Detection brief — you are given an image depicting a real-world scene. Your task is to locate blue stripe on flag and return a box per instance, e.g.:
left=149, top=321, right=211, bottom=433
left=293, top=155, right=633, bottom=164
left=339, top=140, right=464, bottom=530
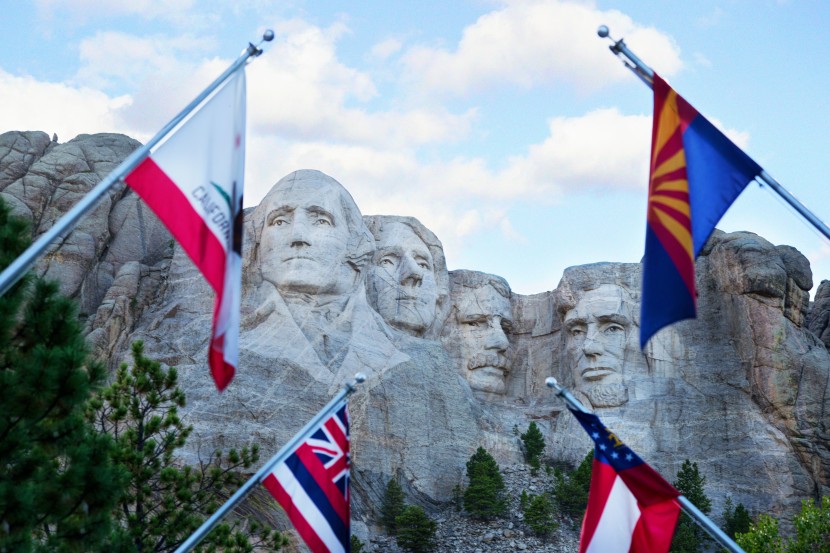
left=284, top=452, right=348, bottom=541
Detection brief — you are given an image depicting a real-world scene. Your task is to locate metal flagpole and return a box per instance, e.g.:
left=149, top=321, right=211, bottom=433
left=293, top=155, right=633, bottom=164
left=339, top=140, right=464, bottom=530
left=545, top=377, right=745, bottom=553
left=0, top=30, right=276, bottom=299
left=174, top=373, right=366, bottom=553
left=597, top=24, right=830, bottom=244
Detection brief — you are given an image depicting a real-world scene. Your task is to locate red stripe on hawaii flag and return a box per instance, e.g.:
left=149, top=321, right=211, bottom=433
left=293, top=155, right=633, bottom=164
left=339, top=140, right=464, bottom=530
left=262, top=402, right=350, bottom=553
left=125, top=68, right=246, bottom=391
left=569, top=408, right=680, bottom=553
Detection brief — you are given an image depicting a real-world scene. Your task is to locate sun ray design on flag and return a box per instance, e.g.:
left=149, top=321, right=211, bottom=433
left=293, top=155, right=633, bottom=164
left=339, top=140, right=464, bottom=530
left=647, top=89, right=695, bottom=296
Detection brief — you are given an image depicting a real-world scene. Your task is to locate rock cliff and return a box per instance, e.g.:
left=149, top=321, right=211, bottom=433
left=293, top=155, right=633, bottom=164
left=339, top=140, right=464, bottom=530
left=2, top=130, right=829, bottom=542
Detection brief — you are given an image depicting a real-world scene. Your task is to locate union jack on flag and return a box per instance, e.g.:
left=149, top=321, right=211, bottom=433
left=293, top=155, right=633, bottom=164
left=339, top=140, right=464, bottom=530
left=262, top=402, right=350, bottom=553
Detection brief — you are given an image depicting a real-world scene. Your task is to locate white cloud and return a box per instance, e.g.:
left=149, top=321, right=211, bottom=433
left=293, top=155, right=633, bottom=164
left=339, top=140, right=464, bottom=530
left=500, top=107, right=651, bottom=197
left=0, top=69, right=131, bottom=140
left=371, top=38, right=403, bottom=60
left=246, top=19, right=475, bottom=147
left=400, top=0, right=682, bottom=97
left=75, top=31, right=211, bottom=91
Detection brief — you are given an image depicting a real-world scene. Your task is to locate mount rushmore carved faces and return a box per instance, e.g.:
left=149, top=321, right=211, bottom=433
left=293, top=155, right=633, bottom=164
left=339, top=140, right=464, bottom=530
left=252, top=170, right=380, bottom=370
left=258, top=170, right=373, bottom=298
left=444, top=270, right=513, bottom=394
left=562, top=283, right=638, bottom=408
left=365, top=216, right=449, bottom=338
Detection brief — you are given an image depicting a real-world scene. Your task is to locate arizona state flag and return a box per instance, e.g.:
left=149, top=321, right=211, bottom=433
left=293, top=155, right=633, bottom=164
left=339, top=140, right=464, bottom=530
left=641, top=73, right=761, bottom=347
left=124, top=69, right=246, bottom=391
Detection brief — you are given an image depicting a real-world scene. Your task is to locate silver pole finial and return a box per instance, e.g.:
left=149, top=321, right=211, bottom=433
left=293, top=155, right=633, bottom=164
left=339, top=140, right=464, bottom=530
left=597, top=25, right=610, bottom=39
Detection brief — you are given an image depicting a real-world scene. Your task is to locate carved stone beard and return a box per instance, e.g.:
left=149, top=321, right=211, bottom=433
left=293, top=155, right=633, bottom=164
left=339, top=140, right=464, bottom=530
left=584, top=381, right=629, bottom=408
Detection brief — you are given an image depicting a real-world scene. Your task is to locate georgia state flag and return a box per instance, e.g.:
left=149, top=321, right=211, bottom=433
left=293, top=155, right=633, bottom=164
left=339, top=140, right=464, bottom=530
left=570, top=408, right=681, bottom=553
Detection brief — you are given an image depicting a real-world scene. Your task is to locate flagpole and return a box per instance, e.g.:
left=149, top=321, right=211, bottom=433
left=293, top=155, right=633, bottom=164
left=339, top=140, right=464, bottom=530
left=597, top=24, right=830, bottom=244
left=545, top=377, right=745, bottom=553
left=0, top=30, right=275, bottom=299
left=174, top=373, right=366, bottom=553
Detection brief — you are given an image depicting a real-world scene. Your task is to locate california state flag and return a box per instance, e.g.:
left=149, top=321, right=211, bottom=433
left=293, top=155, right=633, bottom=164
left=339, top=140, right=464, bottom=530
left=124, top=69, right=246, bottom=391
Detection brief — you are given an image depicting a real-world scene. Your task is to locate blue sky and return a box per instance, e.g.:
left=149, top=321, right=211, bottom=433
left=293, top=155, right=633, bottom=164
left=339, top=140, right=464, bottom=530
left=2, top=0, right=829, bottom=295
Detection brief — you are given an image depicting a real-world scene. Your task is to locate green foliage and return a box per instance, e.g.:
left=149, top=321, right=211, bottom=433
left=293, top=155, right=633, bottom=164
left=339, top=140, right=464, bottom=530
left=520, top=421, right=545, bottom=468
left=463, top=447, right=507, bottom=520
left=789, top=496, right=830, bottom=552
left=722, top=496, right=752, bottom=539
left=670, top=460, right=712, bottom=553
left=350, top=534, right=366, bottom=553
left=451, top=484, right=463, bottom=513
left=735, top=513, right=784, bottom=553
left=89, top=341, right=287, bottom=552
left=553, top=450, right=593, bottom=519
left=0, top=197, right=125, bottom=552
left=520, top=490, right=530, bottom=511
left=380, top=478, right=406, bottom=534
left=522, top=493, right=558, bottom=538
left=395, top=505, right=437, bottom=553
left=737, top=497, right=830, bottom=552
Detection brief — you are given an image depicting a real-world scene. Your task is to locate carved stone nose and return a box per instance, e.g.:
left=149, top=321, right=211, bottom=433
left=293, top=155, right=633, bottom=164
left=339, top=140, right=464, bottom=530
left=399, top=256, right=423, bottom=286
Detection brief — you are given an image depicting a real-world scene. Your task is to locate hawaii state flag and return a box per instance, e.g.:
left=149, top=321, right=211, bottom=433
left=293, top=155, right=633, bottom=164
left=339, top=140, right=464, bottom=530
left=124, top=68, right=246, bottom=391
left=263, top=402, right=350, bottom=553
left=641, top=73, right=762, bottom=347
left=570, top=408, right=681, bottom=553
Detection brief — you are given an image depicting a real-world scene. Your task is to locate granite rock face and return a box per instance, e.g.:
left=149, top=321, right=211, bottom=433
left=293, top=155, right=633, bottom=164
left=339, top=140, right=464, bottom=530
left=3, top=131, right=830, bottom=539
left=0, top=130, right=171, bottom=336
left=808, top=279, right=830, bottom=349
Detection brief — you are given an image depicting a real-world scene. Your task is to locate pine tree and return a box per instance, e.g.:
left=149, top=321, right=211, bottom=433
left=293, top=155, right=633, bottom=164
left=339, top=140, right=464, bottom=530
left=395, top=505, right=437, bottom=553
left=520, top=421, right=545, bottom=470
left=0, top=197, right=125, bottom=552
left=553, top=450, right=593, bottom=519
left=463, top=447, right=506, bottom=520
left=722, top=496, right=752, bottom=539
left=671, top=460, right=712, bottom=553
left=89, top=341, right=287, bottom=551
left=380, top=478, right=406, bottom=534
left=522, top=493, right=558, bottom=538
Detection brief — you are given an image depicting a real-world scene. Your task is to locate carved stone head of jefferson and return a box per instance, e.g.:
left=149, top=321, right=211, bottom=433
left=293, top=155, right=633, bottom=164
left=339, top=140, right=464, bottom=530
left=364, top=216, right=449, bottom=338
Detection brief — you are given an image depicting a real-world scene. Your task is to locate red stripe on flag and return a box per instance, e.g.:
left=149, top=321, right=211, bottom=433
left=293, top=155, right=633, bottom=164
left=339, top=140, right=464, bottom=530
left=579, top=459, right=618, bottom=553
left=647, top=219, right=696, bottom=296
left=295, top=445, right=349, bottom=524
left=208, top=305, right=234, bottom=391
left=125, top=157, right=226, bottom=293
left=263, top=473, right=332, bottom=553
left=629, top=498, right=681, bottom=552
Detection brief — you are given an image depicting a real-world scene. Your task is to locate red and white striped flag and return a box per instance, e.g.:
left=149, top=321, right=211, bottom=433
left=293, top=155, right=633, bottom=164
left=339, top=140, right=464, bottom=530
left=569, top=408, right=681, bottom=553
left=124, top=68, right=246, bottom=391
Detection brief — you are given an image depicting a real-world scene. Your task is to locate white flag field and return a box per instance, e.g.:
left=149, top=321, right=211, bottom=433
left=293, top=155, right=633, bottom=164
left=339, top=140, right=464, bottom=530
left=124, top=68, right=246, bottom=391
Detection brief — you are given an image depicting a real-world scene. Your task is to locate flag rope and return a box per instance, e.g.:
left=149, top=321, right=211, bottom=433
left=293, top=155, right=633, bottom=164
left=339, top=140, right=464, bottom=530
left=597, top=24, right=830, bottom=245
left=545, top=377, right=745, bottom=553
left=174, top=373, right=365, bottom=553
left=0, top=30, right=275, bottom=298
